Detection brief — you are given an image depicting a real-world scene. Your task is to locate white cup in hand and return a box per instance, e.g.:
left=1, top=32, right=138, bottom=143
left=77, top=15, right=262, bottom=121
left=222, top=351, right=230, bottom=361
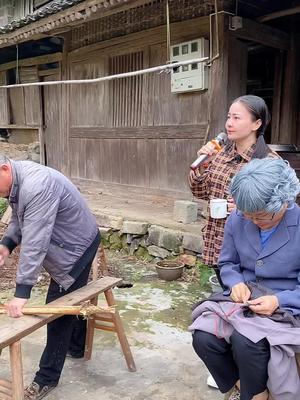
left=210, top=199, right=228, bottom=219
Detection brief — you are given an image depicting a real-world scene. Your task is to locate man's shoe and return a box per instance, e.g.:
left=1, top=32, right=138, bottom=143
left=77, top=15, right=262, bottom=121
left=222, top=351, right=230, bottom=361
left=24, top=382, right=56, bottom=400
left=66, top=351, right=84, bottom=359
left=224, top=386, right=240, bottom=400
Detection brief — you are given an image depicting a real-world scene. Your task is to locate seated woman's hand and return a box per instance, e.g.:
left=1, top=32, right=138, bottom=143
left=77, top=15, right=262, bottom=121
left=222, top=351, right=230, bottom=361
left=230, top=282, right=251, bottom=303
left=247, top=295, right=279, bottom=316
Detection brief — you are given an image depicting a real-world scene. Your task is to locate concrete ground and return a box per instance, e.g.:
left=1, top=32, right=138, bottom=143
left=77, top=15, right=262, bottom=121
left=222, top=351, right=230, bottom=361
left=76, top=180, right=207, bottom=234
left=0, top=253, right=223, bottom=400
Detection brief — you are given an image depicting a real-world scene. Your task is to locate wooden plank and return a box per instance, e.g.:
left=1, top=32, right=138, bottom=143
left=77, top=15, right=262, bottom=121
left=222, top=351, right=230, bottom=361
left=232, top=17, right=290, bottom=51
left=61, top=32, right=71, bottom=176
left=0, top=389, right=11, bottom=400
left=271, top=51, right=284, bottom=143
left=43, top=73, right=63, bottom=170
left=69, top=125, right=207, bottom=139
left=258, top=5, right=300, bottom=23
left=0, top=53, right=62, bottom=72
left=9, top=88, right=26, bottom=125
left=227, top=36, right=247, bottom=104
left=69, top=57, right=110, bottom=127
left=69, top=16, right=209, bottom=60
left=0, top=277, right=122, bottom=349
left=0, top=72, right=9, bottom=125
left=20, top=66, right=42, bottom=126
left=278, top=22, right=299, bottom=144
left=0, top=380, right=12, bottom=390
left=10, top=341, right=23, bottom=400
left=0, top=125, right=39, bottom=129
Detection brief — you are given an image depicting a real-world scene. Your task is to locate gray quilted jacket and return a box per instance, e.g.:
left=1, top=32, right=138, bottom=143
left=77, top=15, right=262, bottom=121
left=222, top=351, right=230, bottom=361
left=1, top=160, right=98, bottom=298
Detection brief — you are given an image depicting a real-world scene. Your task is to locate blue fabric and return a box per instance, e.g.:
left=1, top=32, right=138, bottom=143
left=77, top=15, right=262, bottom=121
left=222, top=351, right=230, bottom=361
left=218, top=204, right=300, bottom=314
left=259, top=226, right=277, bottom=248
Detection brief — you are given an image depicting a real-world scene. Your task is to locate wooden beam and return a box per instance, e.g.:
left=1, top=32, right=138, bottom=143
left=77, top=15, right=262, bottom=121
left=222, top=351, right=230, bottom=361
left=0, top=0, right=153, bottom=48
left=0, top=124, right=40, bottom=129
left=69, top=16, right=209, bottom=59
left=38, top=68, right=61, bottom=77
left=208, top=13, right=229, bottom=139
left=0, top=52, right=62, bottom=72
left=69, top=125, right=207, bottom=140
left=258, top=5, right=300, bottom=23
left=232, top=17, right=290, bottom=50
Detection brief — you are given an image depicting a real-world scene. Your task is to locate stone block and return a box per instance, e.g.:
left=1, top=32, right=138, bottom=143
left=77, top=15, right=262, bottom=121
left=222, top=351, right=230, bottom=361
left=173, top=200, right=198, bottom=224
left=122, top=220, right=149, bottom=235
left=182, top=233, right=203, bottom=254
left=148, top=225, right=183, bottom=252
left=159, top=230, right=182, bottom=252
left=95, top=214, right=123, bottom=230
left=148, top=245, right=170, bottom=259
left=148, top=225, right=161, bottom=246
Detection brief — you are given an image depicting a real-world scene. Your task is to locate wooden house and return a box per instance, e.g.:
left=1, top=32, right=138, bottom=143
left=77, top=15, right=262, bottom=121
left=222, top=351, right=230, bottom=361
left=0, top=0, right=299, bottom=197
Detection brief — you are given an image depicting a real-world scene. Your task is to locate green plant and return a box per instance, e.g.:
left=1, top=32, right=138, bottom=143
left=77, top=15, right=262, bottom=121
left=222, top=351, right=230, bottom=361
left=0, top=198, right=8, bottom=219
left=196, top=262, right=214, bottom=289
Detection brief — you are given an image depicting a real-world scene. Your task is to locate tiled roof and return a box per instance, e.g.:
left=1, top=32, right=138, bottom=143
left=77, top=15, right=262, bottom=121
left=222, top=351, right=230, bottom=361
left=0, top=0, right=84, bottom=34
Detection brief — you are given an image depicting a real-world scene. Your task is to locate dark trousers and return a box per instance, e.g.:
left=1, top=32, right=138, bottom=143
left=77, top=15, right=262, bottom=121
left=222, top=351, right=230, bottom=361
left=192, top=329, right=270, bottom=400
left=212, top=264, right=225, bottom=289
left=34, top=232, right=100, bottom=387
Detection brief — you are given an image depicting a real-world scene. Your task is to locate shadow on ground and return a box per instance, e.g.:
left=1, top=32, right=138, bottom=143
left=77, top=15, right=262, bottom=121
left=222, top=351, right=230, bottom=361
left=0, top=251, right=222, bottom=400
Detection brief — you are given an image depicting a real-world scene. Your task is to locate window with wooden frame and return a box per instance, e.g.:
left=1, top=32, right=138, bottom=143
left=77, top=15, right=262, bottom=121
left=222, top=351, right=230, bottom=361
left=109, top=51, right=144, bottom=127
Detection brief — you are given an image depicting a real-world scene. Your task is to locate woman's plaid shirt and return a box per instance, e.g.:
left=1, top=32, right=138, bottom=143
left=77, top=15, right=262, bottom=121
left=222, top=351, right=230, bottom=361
left=188, top=143, right=255, bottom=266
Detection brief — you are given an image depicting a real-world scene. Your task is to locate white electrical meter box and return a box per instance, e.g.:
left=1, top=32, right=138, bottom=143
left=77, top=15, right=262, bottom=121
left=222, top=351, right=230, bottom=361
left=170, top=38, right=209, bottom=93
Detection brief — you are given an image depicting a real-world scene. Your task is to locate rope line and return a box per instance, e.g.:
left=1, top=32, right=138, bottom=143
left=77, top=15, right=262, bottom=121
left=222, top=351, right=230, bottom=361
left=0, top=57, right=209, bottom=88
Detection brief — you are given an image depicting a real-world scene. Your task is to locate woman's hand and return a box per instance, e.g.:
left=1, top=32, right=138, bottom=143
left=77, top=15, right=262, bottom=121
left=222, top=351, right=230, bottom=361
left=227, top=197, right=236, bottom=213
left=231, top=282, right=251, bottom=303
left=247, top=296, right=279, bottom=316
left=196, top=142, right=219, bottom=164
left=197, top=141, right=218, bottom=157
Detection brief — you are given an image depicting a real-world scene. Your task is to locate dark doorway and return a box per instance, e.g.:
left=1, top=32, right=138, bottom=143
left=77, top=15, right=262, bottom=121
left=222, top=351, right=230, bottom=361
left=246, top=44, right=277, bottom=144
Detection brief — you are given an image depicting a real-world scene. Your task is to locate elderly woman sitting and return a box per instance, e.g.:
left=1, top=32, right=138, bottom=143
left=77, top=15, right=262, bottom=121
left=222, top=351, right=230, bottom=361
left=190, top=158, right=300, bottom=400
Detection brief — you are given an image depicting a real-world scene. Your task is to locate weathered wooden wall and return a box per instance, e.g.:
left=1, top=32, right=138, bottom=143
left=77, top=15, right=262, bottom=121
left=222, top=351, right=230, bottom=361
left=66, top=16, right=210, bottom=194
left=1, top=5, right=299, bottom=196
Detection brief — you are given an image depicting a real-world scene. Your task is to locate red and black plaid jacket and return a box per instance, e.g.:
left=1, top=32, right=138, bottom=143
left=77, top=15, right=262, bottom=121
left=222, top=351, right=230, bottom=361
left=188, top=143, right=256, bottom=266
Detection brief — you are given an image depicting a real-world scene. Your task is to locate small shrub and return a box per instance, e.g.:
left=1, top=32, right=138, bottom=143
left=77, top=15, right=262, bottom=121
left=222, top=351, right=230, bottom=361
left=0, top=198, right=8, bottom=218
left=196, top=262, right=214, bottom=289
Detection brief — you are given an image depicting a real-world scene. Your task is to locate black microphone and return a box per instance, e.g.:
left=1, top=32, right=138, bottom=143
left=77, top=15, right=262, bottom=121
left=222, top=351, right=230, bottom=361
left=190, top=132, right=228, bottom=171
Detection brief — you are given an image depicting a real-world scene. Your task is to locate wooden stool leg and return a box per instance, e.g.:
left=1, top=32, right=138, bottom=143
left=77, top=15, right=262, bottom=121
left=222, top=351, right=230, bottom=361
left=10, top=341, right=24, bottom=400
left=99, top=244, right=109, bottom=276
left=105, top=289, right=136, bottom=372
left=84, top=296, right=98, bottom=361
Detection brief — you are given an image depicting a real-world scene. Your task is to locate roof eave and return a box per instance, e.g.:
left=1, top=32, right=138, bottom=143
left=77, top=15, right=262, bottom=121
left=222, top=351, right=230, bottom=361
left=0, top=0, right=151, bottom=48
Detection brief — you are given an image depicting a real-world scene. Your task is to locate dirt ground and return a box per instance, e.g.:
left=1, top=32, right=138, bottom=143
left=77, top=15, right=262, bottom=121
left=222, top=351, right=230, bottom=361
left=0, top=223, right=20, bottom=290
left=0, top=248, right=221, bottom=400
left=0, top=142, right=29, bottom=160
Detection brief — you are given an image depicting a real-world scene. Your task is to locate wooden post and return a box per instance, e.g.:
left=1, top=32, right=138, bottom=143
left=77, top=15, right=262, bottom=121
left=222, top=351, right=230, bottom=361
left=207, top=13, right=230, bottom=139
left=61, top=32, right=71, bottom=176
left=104, top=289, right=136, bottom=372
left=9, top=341, right=24, bottom=400
left=84, top=295, right=98, bottom=361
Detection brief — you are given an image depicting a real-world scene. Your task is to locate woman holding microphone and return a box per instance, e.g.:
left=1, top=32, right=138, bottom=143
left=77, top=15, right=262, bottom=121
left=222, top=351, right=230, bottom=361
left=189, top=95, right=276, bottom=285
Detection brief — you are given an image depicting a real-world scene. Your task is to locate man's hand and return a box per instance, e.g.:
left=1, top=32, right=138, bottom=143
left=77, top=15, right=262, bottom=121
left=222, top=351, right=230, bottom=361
left=0, top=244, right=9, bottom=267
left=247, top=295, right=279, bottom=316
left=231, top=282, right=251, bottom=303
left=5, top=298, right=27, bottom=318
